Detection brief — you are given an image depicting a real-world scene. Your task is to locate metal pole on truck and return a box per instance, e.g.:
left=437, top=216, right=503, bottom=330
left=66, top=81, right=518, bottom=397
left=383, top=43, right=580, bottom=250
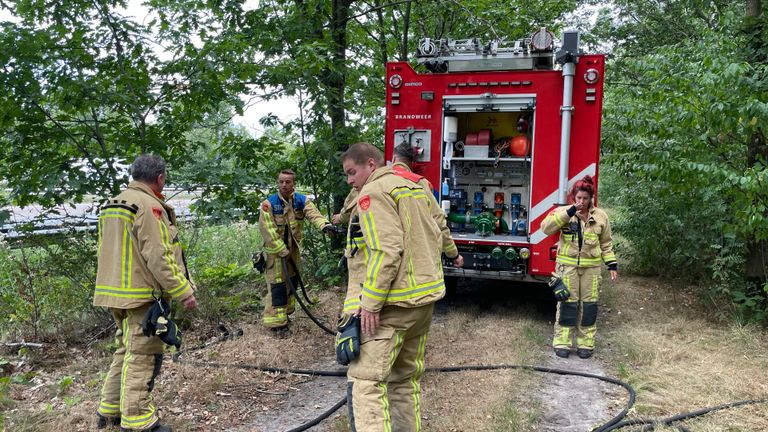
left=556, top=31, right=581, bottom=205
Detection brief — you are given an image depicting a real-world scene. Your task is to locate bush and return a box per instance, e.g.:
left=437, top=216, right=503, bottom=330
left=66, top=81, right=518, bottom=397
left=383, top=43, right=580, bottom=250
left=0, top=217, right=341, bottom=343
left=0, top=230, right=108, bottom=342
left=180, top=221, right=265, bottom=325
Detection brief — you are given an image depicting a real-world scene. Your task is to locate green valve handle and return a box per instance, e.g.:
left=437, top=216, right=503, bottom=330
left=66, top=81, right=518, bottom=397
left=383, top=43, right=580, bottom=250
left=491, top=247, right=503, bottom=259
left=504, top=248, right=518, bottom=260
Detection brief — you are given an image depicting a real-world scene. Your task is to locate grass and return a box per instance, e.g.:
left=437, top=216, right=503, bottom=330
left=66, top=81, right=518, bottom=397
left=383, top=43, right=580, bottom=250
left=491, top=399, right=540, bottom=432
left=599, top=274, right=768, bottom=431
left=4, top=221, right=768, bottom=431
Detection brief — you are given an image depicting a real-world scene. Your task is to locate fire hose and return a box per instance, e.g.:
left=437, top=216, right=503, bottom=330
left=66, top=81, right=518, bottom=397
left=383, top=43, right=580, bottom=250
left=172, top=264, right=766, bottom=432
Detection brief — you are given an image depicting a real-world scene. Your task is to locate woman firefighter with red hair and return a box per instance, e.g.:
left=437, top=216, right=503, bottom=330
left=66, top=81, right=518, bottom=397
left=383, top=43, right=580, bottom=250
left=541, top=175, right=618, bottom=359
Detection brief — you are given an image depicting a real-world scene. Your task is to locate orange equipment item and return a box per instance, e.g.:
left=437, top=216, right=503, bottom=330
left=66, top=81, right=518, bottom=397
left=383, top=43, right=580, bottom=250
left=510, top=135, right=530, bottom=157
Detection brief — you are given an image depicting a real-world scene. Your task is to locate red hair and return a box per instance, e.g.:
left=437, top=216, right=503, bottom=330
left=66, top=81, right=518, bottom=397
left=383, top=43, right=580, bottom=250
left=570, top=175, right=595, bottom=201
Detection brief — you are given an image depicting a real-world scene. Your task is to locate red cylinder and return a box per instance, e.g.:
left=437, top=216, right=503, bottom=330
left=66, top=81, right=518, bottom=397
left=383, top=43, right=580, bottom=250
left=510, top=136, right=530, bottom=157
left=477, top=129, right=491, bottom=146
left=465, top=133, right=478, bottom=146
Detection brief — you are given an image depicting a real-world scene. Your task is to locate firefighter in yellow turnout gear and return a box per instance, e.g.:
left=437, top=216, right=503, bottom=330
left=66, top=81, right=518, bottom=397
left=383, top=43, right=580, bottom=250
left=391, top=142, right=463, bottom=266
left=94, top=155, right=197, bottom=432
left=541, top=175, right=617, bottom=359
left=258, top=169, right=333, bottom=331
left=340, top=143, right=446, bottom=432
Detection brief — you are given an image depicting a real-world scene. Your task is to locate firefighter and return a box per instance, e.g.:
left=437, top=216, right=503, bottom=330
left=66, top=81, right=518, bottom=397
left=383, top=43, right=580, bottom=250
left=541, top=175, right=618, bottom=359
left=258, top=169, right=334, bottom=333
left=340, top=142, right=445, bottom=432
left=392, top=142, right=464, bottom=268
left=94, top=154, right=197, bottom=432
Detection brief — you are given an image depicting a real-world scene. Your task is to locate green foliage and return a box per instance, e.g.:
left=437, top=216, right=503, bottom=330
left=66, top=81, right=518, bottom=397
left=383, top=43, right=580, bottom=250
left=0, top=1, right=253, bottom=207
left=57, top=376, right=74, bottom=395
left=181, top=222, right=264, bottom=323
left=597, top=2, right=768, bottom=320
left=0, top=231, right=110, bottom=342
left=299, top=223, right=344, bottom=288
left=11, top=371, right=35, bottom=385
left=0, top=376, right=12, bottom=428
left=63, top=395, right=82, bottom=407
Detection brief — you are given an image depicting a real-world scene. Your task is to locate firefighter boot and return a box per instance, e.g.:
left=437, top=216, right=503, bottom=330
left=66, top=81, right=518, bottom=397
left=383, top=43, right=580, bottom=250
left=577, top=348, right=593, bottom=359
left=97, top=413, right=121, bottom=429
left=554, top=348, right=570, bottom=358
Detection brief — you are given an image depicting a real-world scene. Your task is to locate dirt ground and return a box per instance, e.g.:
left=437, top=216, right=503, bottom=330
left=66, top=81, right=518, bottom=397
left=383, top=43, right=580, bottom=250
left=3, top=274, right=768, bottom=431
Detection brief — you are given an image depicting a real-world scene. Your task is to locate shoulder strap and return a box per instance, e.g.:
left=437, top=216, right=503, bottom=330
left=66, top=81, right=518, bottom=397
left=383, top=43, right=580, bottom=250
left=392, top=166, right=424, bottom=184
left=293, top=193, right=307, bottom=210
left=267, top=194, right=283, bottom=213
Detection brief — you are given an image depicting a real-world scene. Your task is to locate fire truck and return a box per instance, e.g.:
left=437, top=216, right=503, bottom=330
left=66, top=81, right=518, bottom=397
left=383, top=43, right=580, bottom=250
left=383, top=30, right=605, bottom=286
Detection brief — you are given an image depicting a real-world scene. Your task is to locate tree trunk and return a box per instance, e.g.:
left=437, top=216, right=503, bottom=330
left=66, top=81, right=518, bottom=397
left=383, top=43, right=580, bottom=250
left=328, top=0, right=354, bottom=249
left=399, top=0, right=412, bottom=61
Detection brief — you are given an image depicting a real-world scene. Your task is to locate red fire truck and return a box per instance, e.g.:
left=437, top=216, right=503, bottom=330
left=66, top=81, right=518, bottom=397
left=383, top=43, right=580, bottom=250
left=383, top=30, right=605, bottom=286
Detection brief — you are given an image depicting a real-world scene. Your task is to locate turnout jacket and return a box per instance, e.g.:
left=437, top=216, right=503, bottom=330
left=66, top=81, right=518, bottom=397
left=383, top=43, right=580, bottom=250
left=347, top=167, right=445, bottom=314
left=392, top=162, right=458, bottom=259
left=94, top=181, right=194, bottom=309
left=337, top=189, right=359, bottom=225
left=258, top=192, right=329, bottom=257
left=541, top=205, right=617, bottom=269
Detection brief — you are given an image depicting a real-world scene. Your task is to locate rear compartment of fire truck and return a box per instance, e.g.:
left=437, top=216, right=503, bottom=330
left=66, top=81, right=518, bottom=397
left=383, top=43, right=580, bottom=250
left=401, top=29, right=589, bottom=287
left=440, top=105, right=535, bottom=280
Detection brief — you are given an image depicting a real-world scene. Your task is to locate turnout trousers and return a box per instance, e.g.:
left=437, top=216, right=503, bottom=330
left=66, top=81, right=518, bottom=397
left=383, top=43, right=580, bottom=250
left=97, top=303, right=165, bottom=430
left=347, top=303, right=434, bottom=432
left=552, top=265, right=601, bottom=350
left=261, top=250, right=299, bottom=328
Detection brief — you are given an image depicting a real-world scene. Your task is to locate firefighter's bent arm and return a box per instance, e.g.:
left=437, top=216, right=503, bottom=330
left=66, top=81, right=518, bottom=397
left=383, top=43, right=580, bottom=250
left=304, top=200, right=331, bottom=230
left=541, top=205, right=577, bottom=236
left=258, top=201, right=289, bottom=257
left=359, top=191, right=404, bottom=313
left=135, top=208, right=193, bottom=301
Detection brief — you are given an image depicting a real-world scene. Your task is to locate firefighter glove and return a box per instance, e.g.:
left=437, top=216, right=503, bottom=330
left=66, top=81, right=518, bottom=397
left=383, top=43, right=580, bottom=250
left=252, top=251, right=266, bottom=273
left=141, top=298, right=183, bottom=349
left=549, top=276, right=570, bottom=301
left=567, top=205, right=577, bottom=218
left=335, top=314, right=361, bottom=366
left=322, top=224, right=341, bottom=236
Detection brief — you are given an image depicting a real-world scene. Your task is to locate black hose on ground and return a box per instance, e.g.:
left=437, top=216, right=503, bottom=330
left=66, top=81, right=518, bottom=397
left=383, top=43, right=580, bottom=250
left=282, top=257, right=337, bottom=336
left=600, top=397, right=768, bottom=431
left=173, top=355, right=636, bottom=432
left=285, top=396, right=347, bottom=432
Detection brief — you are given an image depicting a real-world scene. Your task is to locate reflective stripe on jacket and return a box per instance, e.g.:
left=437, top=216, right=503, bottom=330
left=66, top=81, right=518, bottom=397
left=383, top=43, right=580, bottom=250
left=351, top=167, right=445, bottom=313
left=258, top=192, right=329, bottom=256
left=541, top=205, right=617, bottom=268
left=94, top=181, right=194, bottom=309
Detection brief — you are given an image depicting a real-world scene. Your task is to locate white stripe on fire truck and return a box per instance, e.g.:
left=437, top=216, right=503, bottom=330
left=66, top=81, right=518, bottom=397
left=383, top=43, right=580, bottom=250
left=528, top=163, right=596, bottom=245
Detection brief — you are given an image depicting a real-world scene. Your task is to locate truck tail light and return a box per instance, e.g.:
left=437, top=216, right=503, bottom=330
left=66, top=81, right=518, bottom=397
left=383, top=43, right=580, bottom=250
left=549, top=246, right=558, bottom=260
left=389, top=74, right=403, bottom=89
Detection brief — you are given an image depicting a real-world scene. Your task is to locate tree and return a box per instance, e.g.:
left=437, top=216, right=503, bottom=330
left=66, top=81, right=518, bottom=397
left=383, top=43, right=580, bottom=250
left=0, top=0, right=262, bottom=214
left=595, top=0, right=768, bottom=319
